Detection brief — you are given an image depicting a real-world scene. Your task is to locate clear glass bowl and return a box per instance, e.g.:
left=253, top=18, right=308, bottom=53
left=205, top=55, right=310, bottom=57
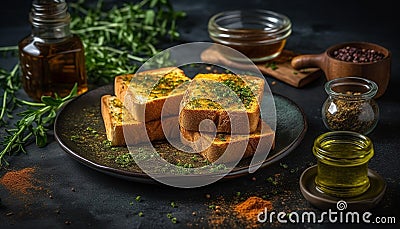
left=322, top=77, right=379, bottom=135
left=208, top=9, right=292, bottom=62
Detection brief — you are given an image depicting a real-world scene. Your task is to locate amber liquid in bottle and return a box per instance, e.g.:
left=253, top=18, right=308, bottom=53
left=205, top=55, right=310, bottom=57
left=19, top=0, right=87, bottom=101
left=19, top=35, right=87, bottom=101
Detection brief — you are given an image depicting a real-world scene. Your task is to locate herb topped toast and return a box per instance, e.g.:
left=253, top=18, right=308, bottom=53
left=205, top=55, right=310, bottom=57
left=179, top=73, right=265, bottom=134
left=101, top=95, right=179, bottom=146
left=180, top=120, right=275, bottom=163
left=115, top=67, right=191, bottom=122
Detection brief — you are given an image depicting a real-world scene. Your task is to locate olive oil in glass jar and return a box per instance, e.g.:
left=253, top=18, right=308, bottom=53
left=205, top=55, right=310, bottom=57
left=18, top=0, right=87, bottom=101
left=313, top=131, right=374, bottom=198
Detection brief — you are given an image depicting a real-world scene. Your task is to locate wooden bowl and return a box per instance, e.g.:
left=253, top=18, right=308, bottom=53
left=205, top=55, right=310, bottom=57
left=291, top=42, right=391, bottom=98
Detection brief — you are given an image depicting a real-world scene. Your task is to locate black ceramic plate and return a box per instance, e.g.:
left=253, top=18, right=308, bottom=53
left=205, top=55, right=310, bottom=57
left=54, top=84, right=307, bottom=184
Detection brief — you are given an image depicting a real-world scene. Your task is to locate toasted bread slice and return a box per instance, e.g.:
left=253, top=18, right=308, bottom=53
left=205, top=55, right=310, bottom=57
left=179, top=73, right=265, bottom=134
left=114, top=67, right=190, bottom=122
left=101, top=95, right=179, bottom=146
left=180, top=120, right=275, bottom=164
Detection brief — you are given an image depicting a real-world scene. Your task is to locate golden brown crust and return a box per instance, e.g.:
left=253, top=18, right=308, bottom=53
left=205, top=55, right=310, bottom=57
left=101, top=95, right=121, bottom=145
left=114, top=67, right=190, bottom=122
left=180, top=120, right=275, bottom=163
left=179, top=74, right=265, bottom=134
left=179, top=108, right=261, bottom=134
left=101, top=95, right=179, bottom=146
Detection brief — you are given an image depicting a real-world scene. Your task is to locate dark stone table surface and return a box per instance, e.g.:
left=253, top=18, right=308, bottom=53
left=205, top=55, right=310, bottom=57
left=0, top=0, right=398, bottom=228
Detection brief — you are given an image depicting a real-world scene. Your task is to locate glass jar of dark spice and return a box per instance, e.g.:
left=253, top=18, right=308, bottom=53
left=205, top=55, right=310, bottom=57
left=18, top=0, right=87, bottom=101
left=322, top=77, right=379, bottom=135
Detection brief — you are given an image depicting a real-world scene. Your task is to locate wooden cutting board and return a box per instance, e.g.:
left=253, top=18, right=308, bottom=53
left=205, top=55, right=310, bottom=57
left=200, top=45, right=322, bottom=88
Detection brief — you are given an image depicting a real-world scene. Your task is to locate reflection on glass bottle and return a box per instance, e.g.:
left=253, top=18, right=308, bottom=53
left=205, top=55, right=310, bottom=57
left=18, top=0, right=87, bottom=101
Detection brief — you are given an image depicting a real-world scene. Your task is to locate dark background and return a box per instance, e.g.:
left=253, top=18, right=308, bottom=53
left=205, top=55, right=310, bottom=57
left=0, top=0, right=399, bottom=228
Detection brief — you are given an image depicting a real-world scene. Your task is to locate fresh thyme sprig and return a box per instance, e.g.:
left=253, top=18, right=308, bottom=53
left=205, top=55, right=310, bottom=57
left=0, top=46, right=18, bottom=57
left=0, top=84, right=78, bottom=166
left=69, top=0, right=186, bottom=84
left=0, top=63, right=21, bottom=125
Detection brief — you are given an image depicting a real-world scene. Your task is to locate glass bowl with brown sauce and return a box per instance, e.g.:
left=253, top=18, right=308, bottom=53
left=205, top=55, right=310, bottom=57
left=208, top=9, right=291, bottom=63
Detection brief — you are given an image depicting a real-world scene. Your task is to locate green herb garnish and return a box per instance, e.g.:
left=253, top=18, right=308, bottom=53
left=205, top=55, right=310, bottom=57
left=280, top=163, right=288, bottom=169
left=0, top=63, right=20, bottom=125
left=265, top=62, right=278, bottom=70
left=170, top=201, right=177, bottom=208
left=222, top=78, right=255, bottom=109
left=171, top=217, right=177, bottom=224
left=266, top=176, right=278, bottom=186
left=166, top=213, right=177, bottom=223
left=0, top=84, right=79, bottom=165
left=114, top=153, right=134, bottom=168
left=217, top=134, right=226, bottom=142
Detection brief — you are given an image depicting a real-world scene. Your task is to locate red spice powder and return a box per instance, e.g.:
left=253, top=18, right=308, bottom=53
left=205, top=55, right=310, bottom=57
left=0, top=167, right=42, bottom=196
left=234, top=196, right=273, bottom=227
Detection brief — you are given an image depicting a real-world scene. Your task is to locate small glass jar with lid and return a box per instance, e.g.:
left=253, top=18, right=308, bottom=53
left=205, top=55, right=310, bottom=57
left=322, top=77, right=379, bottom=135
left=313, top=131, right=374, bottom=197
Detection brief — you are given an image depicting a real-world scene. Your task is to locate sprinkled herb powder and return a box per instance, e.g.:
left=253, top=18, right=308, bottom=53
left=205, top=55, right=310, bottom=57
left=60, top=104, right=234, bottom=174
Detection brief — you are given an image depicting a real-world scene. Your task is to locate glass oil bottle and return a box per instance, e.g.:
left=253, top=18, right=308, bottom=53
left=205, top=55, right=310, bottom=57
left=18, top=0, right=87, bottom=101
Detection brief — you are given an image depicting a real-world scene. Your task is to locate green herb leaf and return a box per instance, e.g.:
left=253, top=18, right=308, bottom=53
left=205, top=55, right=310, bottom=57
left=170, top=201, right=177, bottom=208
left=0, top=84, right=78, bottom=166
left=41, top=96, right=62, bottom=107
left=145, top=10, right=155, bottom=25
left=265, top=62, right=278, bottom=70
